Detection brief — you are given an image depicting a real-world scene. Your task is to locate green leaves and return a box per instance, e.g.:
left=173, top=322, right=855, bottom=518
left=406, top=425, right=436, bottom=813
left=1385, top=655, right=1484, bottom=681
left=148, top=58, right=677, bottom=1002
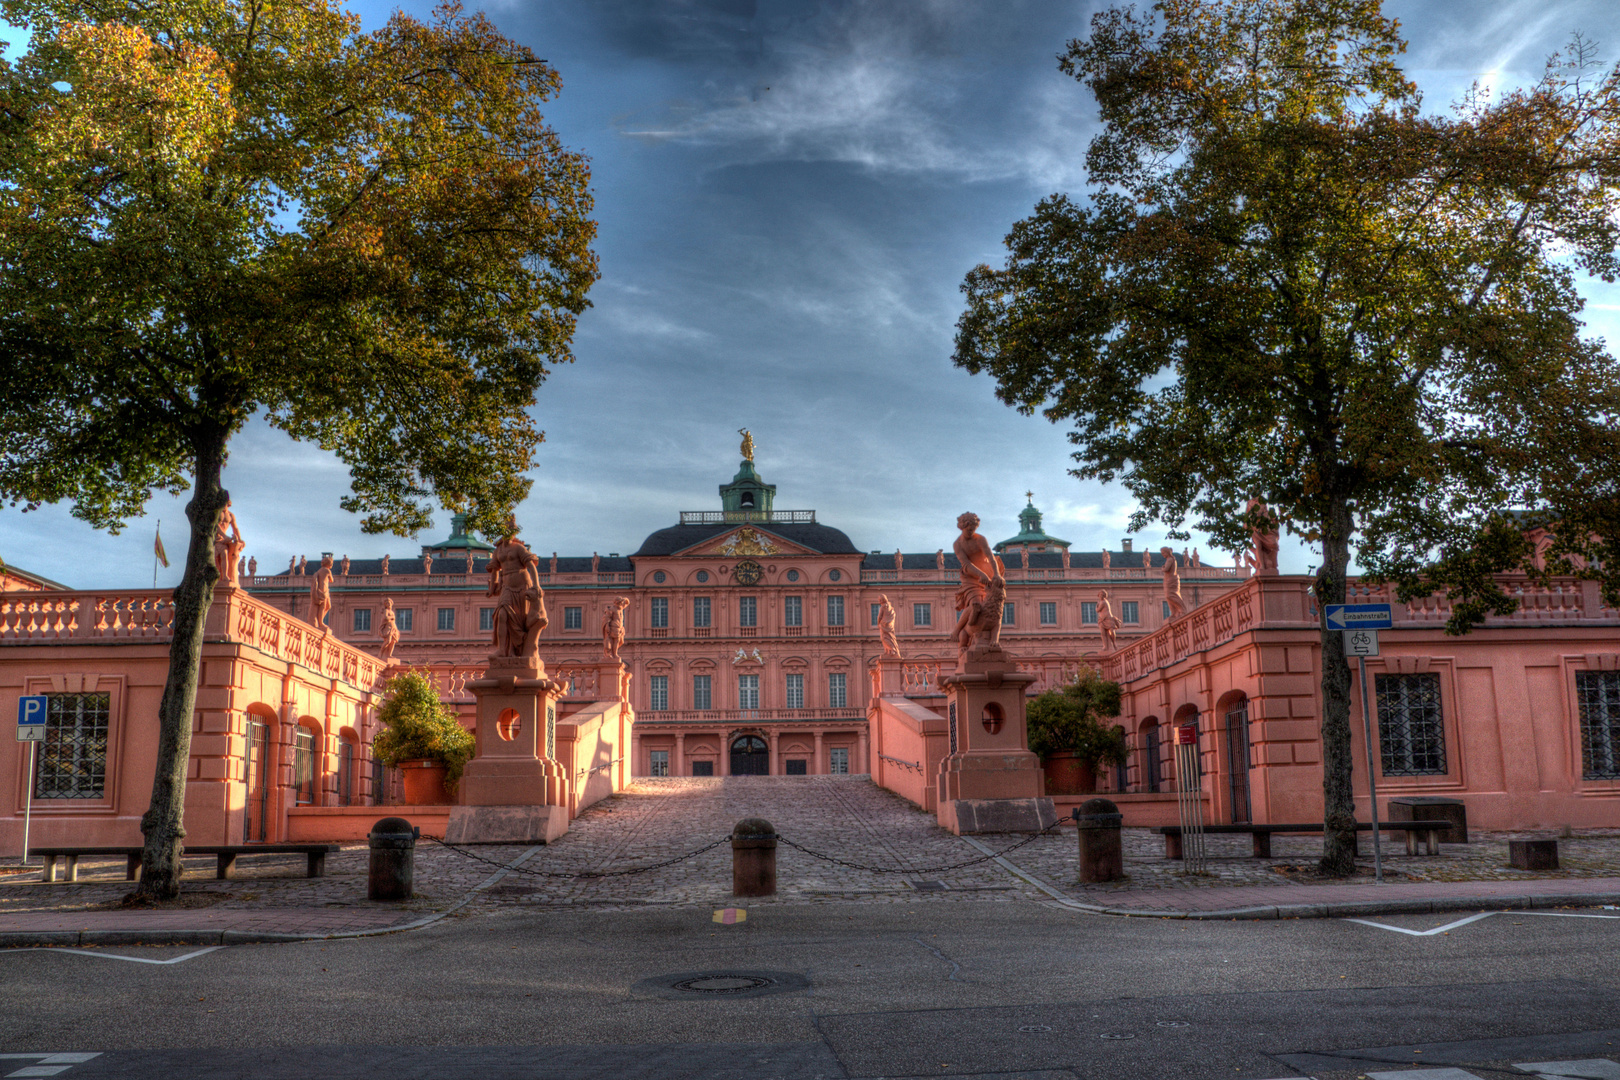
left=372, top=671, right=474, bottom=786
left=0, top=0, right=598, bottom=534
left=1025, top=670, right=1127, bottom=765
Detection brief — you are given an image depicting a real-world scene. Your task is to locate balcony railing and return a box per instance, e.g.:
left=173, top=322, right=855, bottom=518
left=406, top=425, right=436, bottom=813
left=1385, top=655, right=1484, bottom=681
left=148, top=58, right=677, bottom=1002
left=636, top=708, right=863, bottom=724
left=678, top=509, right=818, bottom=525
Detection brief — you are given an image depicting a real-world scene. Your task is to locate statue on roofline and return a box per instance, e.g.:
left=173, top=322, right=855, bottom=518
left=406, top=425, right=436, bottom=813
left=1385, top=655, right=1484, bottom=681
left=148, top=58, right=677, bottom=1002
left=738, top=428, right=755, bottom=462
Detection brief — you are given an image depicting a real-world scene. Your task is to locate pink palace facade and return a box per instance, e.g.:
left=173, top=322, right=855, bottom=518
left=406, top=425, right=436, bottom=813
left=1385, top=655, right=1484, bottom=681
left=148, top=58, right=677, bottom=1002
left=245, top=455, right=1248, bottom=780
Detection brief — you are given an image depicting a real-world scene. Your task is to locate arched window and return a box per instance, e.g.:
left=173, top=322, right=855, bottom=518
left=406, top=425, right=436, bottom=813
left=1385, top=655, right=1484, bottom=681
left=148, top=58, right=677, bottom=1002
left=1222, top=695, right=1252, bottom=823
left=338, top=730, right=359, bottom=807
left=293, top=722, right=319, bottom=806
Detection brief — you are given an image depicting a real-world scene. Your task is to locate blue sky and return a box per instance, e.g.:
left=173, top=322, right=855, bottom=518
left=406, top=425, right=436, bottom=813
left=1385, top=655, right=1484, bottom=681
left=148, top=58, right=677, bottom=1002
left=4, top=0, right=1619, bottom=588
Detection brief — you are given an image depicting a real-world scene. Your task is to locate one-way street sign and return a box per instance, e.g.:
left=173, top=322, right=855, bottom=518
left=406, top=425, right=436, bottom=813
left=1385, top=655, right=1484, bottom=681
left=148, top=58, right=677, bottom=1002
left=1324, top=603, right=1392, bottom=630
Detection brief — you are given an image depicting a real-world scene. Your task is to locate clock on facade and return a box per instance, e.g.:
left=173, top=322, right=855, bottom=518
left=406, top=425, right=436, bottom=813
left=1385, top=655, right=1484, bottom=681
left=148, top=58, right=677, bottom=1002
left=733, top=559, right=763, bottom=585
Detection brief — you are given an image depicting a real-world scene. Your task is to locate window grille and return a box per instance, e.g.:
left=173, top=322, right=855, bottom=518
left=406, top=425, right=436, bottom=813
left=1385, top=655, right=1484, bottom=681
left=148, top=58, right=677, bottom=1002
left=650, top=597, right=669, bottom=629
left=692, top=760, right=714, bottom=777
left=693, top=675, right=712, bottom=710
left=692, top=597, right=711, bottom=628
left=786, top=759, right=807, bottom=775
left=785, top=674, right=804, bottom=709
left=34, top=693, right=110, bottom=800
left=649, top=750, right=669, bottom=777
left=1375, top=673, right=1447, bottom=776
left=826, top=596, right=845, bottom=626
left=1576, top=670, right=1620, bottom=779
left=1121, top=601, right=1139, bottom=624
left=828, top=672, right=847, bottom=708
left=1040, top=601, right=1057, bottom=625
left=913, top=603, right=931, bottom=627
left=293, top=728, right=316, bottom=806
left=738, top=596, right=757, bottom=627
left=338, top=740, right=355, bottom=807
left=1144, top=725, right=1161, bottom=792
left=353, top=608, right=372, bottom=633
left=437, top=607, right=455, bottom=631
left=649, top=675, right=668, bottom=711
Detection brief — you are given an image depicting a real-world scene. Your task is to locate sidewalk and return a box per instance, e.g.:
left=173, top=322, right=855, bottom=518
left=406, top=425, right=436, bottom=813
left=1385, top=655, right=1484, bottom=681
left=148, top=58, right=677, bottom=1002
left=2, top=778, right=1617, bottom=944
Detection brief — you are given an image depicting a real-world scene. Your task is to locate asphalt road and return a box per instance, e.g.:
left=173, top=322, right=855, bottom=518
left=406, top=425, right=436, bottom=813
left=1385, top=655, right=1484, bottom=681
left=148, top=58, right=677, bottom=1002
left=2, top=902, right=1618, bottom=1080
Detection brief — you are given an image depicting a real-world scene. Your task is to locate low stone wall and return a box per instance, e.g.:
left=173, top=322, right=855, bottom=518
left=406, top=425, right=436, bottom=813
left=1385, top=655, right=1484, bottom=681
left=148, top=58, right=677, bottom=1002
left=285, top=805, right=452, bottom=842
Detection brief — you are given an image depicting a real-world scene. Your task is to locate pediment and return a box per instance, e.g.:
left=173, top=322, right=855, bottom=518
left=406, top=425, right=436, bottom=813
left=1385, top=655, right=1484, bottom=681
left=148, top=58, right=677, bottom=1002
left=674, top=526, right=817, bottom=559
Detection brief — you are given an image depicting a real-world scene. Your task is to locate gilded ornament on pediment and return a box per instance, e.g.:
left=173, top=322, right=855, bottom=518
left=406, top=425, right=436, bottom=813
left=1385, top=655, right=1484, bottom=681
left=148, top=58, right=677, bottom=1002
left=717, top=528, right=778, bottom=557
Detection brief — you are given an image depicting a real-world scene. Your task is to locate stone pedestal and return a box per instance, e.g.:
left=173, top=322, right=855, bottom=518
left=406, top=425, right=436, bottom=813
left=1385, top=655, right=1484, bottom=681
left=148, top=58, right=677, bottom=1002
left=448, top=656, right=569, bottom=844
left=935, top=645, right=1055, bottom=834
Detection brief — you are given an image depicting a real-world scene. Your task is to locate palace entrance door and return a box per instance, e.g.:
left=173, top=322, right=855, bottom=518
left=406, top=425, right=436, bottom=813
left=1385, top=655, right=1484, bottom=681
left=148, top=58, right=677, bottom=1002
left=730, top=735, right=769, bottom=776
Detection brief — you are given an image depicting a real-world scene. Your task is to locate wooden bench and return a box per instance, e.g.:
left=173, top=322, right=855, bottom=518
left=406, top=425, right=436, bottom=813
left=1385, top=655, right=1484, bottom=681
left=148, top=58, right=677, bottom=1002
left=1156, top=820, right=1453, bottom=859
left=32, top=844, right=340, bottom=883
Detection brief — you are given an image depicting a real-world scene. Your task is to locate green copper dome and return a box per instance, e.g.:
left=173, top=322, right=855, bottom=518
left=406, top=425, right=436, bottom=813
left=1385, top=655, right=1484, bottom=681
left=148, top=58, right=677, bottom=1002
left=993, top=497, right=1070, bottom=553
left=424, top=512, right=496, bottom=553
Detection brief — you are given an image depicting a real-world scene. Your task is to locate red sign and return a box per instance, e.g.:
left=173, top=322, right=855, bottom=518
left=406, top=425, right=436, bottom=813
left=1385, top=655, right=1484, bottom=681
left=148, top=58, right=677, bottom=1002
left=1175, top=724, right=1198, bottom=745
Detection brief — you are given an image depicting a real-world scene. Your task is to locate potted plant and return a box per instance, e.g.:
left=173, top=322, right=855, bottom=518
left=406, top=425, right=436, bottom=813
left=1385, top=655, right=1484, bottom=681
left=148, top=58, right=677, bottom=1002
left=1026, top=668, right=1127, bottom=796
left=372, top=671, right=475, bottom=805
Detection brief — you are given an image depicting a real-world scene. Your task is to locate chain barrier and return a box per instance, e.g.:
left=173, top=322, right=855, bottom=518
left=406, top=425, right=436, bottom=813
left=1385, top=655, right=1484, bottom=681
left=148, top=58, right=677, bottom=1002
left=421, top=811, right=1070, bottom=882
left=775, top=815, right=1066, bottom=876
left=420, top=834, right=732, bottom=879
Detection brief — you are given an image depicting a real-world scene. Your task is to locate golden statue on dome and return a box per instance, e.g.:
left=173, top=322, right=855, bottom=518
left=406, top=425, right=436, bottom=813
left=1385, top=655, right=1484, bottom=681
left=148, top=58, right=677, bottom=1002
left=738, top=428, right=755, bottom=462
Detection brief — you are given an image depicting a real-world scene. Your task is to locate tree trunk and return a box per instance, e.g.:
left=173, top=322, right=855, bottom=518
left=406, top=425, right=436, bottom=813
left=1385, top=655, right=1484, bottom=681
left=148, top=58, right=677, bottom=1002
left=132, top=426, right=231, bottom=902
left=1316, top=495, right=1356, bottom=876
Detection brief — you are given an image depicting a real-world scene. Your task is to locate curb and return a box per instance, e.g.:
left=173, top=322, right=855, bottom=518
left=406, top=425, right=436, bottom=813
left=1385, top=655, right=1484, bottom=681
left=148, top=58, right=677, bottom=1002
left=1058, top=890, right=1620, bottom=920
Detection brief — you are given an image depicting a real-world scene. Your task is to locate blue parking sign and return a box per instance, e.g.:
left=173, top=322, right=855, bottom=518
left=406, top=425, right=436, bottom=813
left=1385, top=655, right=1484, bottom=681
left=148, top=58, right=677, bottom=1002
left=17, top=695, right=47, bottom=742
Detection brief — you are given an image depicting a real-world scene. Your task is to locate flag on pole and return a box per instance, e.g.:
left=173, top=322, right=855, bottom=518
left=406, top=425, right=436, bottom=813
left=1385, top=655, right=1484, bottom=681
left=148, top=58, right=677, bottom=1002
left=153, top=524, right=169, bottom=568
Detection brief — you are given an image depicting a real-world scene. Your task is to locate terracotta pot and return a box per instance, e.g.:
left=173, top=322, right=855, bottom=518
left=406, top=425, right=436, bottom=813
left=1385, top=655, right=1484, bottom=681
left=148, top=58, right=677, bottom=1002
left=398, top=759, right=452, bottom=805
left=1042, top=751, right=1096, bottom=796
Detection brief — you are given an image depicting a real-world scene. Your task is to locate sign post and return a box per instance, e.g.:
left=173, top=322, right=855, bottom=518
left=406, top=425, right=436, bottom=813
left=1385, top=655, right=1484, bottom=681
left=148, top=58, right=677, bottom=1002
left=1325, top=606, right=1392, bottom=885
left=16, top=696, right=46, bottom=865
left=1173, top=722, right=1206, bottom=874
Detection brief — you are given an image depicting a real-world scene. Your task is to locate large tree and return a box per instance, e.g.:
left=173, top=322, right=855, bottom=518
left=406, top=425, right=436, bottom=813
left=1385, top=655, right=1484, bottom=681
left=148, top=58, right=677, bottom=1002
left=954, top=0, right=1620, bottom=874
left=0, top=0, right=597, bottom=899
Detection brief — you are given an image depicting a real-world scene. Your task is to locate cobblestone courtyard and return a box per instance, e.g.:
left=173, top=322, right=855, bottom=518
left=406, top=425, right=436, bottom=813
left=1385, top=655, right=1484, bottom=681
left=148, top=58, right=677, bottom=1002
left=3, top=777, right=1619, bottom=931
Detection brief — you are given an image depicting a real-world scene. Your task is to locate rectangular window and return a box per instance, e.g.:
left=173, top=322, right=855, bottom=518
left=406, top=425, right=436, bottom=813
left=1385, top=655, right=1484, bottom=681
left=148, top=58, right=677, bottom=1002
left=650, top=597, right=669, bottom=629
left=1002, top=601, right=1015, bottom=625
left=649, top=675, right=668, bottom=711
left=738, top=674, right=760, bottom=710
left=1121, top=601, right=1139, bottom=624
left=397, top=607, right=414, bottom=632
left=1144, top=725, right=1161, bottom=793
left=785, top=673, right=804, bottom=709
left=785, top=596, right=803, bottom=627
left=1163, top=600, right=1171, bottom=620
left=353, top=608, right=372, bottom=633
left=338, top=740, right=355, bottom=807
left=738, top=596, right=757, bottom=627
left=1577, top=670, right=1620, bottom=779
left=870, top=602, right=882, bottom=626
left=34, top=692, right=110, bottom=800
left=830, top=747, right=849, bottom=774
left=478, top=607, right=493, bottom=632
left=691, top=760, right=715, bottom=777
left=1040, top=601, right=1058, bottom=625
left=293, top=728, right=316, bottom=806
left=564, top=606, right=582, bottom=630
left=913, top=603, right=931, bottom=627
left=692, top=675, right=712, bottom=710
left=649, top=750, right=669, bottom=777
left=693, top=597, right=711, bottom=628
left=1375, top=673, right=1447, bottom=776
left=827, top=596, right=845, bottom=626
left=437, top=607, right=456, bottom=631
left=1081, top=602, right=1098, bottom=624
left=785, top=759, right=807, bottom=775
left=828, top=672, right=847, bottom=708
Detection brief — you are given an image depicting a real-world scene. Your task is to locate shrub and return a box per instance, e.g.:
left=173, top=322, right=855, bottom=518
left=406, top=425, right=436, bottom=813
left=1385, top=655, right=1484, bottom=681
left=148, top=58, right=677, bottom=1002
left=1025, top=668, right=1126, bottom=767
left=372, top=671, right=475, bottom=788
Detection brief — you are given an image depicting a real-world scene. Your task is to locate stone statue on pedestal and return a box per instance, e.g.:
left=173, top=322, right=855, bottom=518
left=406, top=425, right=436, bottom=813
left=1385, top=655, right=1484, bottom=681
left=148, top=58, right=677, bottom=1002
left=380, top=598, right=399, bottom=660
left=952, top=513, right=1007, bottom=658
left=1097, top=590, right=1121, bottom=651
left=310, top=554, right=334, bottom=632
left=878, top=594, right=902, bottom=658
left=1244, top=498, right=1281, bottom=576
left=487, top=519, right=546, bottom=661
left=1161, top=546, right=1186, bottom=619
left=602, top=597, right=629, bottom=661
left=213, top=502, right=245, bottom=587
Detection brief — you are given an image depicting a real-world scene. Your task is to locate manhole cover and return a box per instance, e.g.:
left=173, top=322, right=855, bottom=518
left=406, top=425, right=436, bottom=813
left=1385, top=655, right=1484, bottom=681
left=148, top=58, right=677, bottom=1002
left=633, top=970, right=810, bottom=1000
left=673, top=975, right=775, bottom=994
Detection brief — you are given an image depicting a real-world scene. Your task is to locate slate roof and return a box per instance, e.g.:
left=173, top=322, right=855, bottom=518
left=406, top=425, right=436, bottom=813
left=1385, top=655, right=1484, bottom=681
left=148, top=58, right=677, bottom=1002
left=270, top=554, right=634, bottom=576
left=858, top=549, right=1184, bottom=571
left=632, top=522, right=861, bottom=558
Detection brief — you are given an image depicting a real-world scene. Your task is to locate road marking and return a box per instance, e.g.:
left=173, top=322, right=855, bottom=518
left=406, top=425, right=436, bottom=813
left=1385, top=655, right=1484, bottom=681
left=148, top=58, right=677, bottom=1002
left=1345, top=910, right=1620, bottom=936
left=0, top=946, right=222, bottom=965
left=712, top=908, right=745, bottom=924
left=1514, top=1060, right=1620, bottom=1079
left=1368, top=1070, right=1486, bottom=1079
left=0, top=1054, right=101, bottom=1079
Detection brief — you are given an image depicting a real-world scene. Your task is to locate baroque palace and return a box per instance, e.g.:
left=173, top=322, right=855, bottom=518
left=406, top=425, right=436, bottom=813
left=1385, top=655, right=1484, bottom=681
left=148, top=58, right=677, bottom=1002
left=245, top=444, right=1247, bottom=780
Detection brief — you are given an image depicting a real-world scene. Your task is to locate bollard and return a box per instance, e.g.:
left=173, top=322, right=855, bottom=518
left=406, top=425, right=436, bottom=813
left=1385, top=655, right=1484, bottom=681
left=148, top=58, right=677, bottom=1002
left=732, top=817, right=777, bottom=898
left=1075, top=798, right=1124, bottom=884
left=368, top=816, right=416, bottom=901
